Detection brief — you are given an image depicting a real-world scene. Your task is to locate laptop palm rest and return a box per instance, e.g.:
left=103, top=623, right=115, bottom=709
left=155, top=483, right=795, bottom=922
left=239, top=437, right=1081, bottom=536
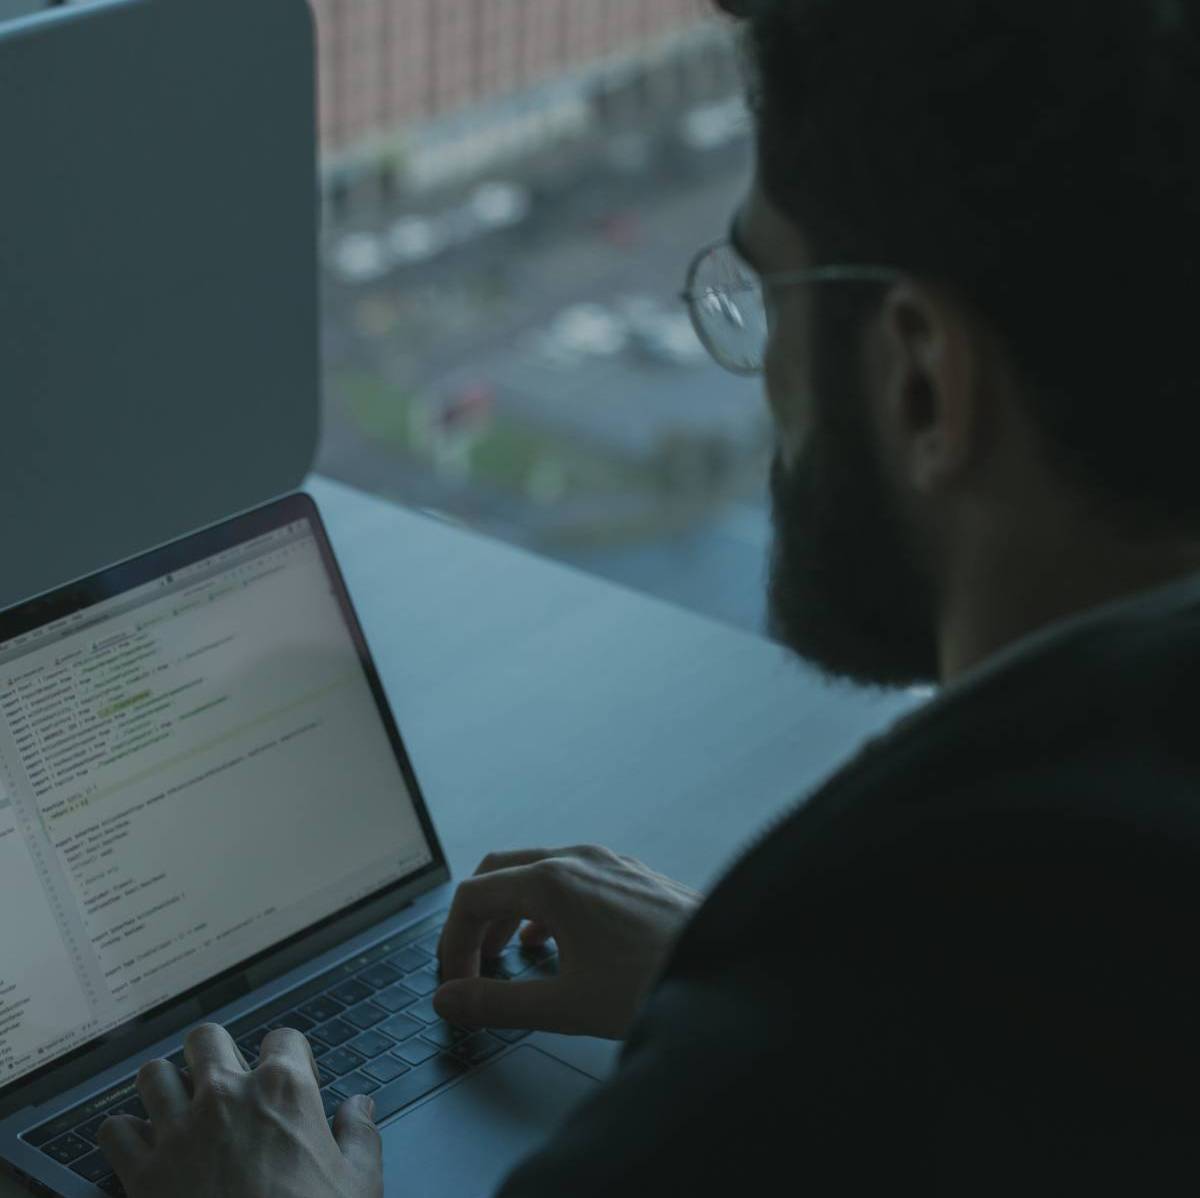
left=380, top=1046, right=599, bottom=1197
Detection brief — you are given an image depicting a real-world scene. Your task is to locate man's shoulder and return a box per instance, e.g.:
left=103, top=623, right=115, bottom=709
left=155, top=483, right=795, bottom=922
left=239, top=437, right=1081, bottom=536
left=673, top=581, right=1200, bottom=969
left=711, top=572, right=1200, bottom=912
left=681, top=724, right=1200, bottom=967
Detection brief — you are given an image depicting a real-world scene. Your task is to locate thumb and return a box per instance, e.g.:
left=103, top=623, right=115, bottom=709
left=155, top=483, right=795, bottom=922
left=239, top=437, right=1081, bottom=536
left=333, top=1094, right=383, bottom=1175
left=434, top=977, right=571, bottom=1033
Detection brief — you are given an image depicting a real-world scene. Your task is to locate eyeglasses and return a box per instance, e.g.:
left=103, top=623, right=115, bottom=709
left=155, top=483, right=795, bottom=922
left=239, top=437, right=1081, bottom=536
left=679, top=240, right=902, bottom=377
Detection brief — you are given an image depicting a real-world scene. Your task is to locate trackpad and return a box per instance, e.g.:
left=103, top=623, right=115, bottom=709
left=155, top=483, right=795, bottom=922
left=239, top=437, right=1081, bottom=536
left=380, top=1047, right=598, bottom=1198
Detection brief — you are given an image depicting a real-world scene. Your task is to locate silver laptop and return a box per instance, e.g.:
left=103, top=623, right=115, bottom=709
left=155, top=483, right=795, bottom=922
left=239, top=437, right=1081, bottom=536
left=0, top=493, right=609, bottom=1198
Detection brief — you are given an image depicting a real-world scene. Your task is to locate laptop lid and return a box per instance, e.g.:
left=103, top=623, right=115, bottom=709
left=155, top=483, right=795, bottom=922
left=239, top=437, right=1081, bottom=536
left=0, top=493, right=448, bottom=1109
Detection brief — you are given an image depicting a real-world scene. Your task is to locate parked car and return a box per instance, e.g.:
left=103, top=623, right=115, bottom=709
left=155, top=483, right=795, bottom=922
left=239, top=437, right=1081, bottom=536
left=329, top=232, right=389, bottom=283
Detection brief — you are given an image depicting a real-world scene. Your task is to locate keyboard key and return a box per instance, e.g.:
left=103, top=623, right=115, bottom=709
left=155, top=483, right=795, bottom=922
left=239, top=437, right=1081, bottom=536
left=372, top=1054, right=465, bottom=1122
left=496, top=948, right=530, bottom=977
left=499, top=946, right=559, bottom=978
left=405, top=995, right=440, bottom=1024
left=342, top=1001, right=387, bottom=1031
left=489, top=1027, right=532, bottom=1044
left=356, top=962, right=401, bottom=990
left=25, top=1111, right=84, bottom=1149
left=363, top=1053, right=410, bottom=1084
left=454, top=1032, right=504, bottom=1065
left=299, top=995, right=344, bottom=1023
left=71, top=1150, right=115, bottom=1182
left=378, top=1012, right=424, bottom=1041
left=373, top=982, right=418, bottom=1012
left=393, top=1038, right=439, bottom=1066
left=328, top=979, right=373, bottom=1007
left=237, top=1027, right=270, bottom=1055
left=114, top=1096, right=147, bottom=1120
left=42, top=1133, right=91, bottom=1165
left=421, top=1020, right=470, bottom=1049
left=269, top=1011, right=315, bottom=1034
left=317, top=1066, right=336, bottom=1088
left=330, top=1071, right=379, bottom=1099
left=348, top=1029, right=393, bottom=1059
left=321, top=1047, right=365, bottom=1077
left=99, top=1175, right=127, bottom=1196
left=401, top=968, right=438, bottom=997
left=385, top=947, right=428, bottom=973
left=312, top=1018, right=356, bottom=1048
left=320, top=1089, right=341, bottom=1119
left=26, top=1116, right=80, bottom=1149
left=27, top=1075, right=142, bottom=1148
left=77, top=1115, right=110, bottom=1145
left=414, top=932, right=441, bottom=956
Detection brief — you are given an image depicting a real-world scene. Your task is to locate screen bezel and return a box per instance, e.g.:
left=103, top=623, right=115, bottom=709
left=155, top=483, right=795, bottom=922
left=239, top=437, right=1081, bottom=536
left=0, top=491, right=449, bottom=1106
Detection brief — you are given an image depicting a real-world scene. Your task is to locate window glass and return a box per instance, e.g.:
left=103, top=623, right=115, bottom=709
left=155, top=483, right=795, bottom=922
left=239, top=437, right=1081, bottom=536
left=316, top=2, right=769, bottom=633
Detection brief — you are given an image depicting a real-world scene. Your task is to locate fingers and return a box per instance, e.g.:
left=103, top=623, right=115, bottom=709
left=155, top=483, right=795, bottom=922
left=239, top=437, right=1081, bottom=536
left=136, top=1058, right=190, bottom=1124
left=472, top=849, right=557, bottom=875
left=440, top=865, right=552, bottom=982
left=258, top=1026, right=320, bottom=1086
left=440, top=849, right=555, bottom=973
left=480, top=916, right=522, bottom=961
left=433, top=976, right=572, bottom=1033
left=96, top=1114, right=150, bottom=1178
left=184, top=1023, right=246, bottom=1082
left=333, top=1094, right=382, bottom=1177
left=518, top=920, right=553, bottom=949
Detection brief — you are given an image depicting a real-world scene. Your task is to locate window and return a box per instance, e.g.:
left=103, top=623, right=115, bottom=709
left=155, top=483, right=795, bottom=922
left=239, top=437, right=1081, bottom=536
left=39, top=0, right=770, bottom=636
left=318, top=2, right=768, bottom=634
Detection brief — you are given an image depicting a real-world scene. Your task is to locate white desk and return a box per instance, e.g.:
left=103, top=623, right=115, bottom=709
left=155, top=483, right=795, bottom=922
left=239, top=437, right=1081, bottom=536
left=0, top=476, right=921, bottom=1197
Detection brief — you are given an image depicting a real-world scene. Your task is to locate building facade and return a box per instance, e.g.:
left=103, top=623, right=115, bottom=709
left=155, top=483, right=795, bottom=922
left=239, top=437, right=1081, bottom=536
left=310, top=0, right=713, bottom=169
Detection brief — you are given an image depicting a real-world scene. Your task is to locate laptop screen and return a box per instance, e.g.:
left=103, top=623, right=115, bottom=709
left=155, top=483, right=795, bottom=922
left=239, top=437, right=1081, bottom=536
left=0, top=508, right=435, bottom=1089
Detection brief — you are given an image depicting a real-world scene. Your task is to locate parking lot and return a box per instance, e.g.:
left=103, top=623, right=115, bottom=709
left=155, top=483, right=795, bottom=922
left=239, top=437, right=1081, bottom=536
left=315, top=97, right=773, bottom=634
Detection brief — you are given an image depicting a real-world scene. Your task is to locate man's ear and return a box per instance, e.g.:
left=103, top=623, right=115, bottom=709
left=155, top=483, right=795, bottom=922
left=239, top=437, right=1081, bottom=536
left=872, top=282, right=979, bottom=496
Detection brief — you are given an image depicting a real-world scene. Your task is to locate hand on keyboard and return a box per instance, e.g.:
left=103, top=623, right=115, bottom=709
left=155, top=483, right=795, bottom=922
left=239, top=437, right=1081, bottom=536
left=435, top=845, right=702, bottom=1039
left=97, top=1023, right=382, bottom=1198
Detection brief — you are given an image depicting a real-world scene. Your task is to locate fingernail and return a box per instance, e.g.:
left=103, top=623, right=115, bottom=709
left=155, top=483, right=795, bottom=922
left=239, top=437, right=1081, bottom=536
left=362, top=1095, right=375, bottom=1120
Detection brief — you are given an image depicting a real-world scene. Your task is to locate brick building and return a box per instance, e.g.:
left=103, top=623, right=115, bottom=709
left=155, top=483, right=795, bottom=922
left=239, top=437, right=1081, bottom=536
left=310, top=0, right=713, bottom=169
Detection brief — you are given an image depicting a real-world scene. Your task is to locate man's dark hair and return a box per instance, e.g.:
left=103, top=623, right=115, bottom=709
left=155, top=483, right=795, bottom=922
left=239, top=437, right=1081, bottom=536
left=716, top=0, right=1200, bottom=531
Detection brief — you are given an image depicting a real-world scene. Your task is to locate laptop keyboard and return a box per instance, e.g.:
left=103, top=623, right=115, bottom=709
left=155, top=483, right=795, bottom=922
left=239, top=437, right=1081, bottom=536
left=22, top=914, right=557, bottom=1195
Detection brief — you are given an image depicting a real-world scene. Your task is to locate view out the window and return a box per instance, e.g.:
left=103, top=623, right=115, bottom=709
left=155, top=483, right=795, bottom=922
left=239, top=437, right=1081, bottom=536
left=314, top=0, right=769, bottom=634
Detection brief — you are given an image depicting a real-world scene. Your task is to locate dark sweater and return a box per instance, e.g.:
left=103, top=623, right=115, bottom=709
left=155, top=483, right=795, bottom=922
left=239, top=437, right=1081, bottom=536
left=498, top=574, right=1200, bottom=1195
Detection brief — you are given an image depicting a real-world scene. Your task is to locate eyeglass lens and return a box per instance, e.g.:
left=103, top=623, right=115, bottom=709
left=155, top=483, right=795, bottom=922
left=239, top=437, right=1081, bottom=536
left=689, top=243, right=769, bottom=374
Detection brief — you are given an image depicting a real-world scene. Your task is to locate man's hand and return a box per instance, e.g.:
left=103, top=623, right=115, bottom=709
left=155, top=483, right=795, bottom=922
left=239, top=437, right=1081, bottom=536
left=435, top=845, right=701, bottom=1039
left=97, top=1023, right=382, bottom=1198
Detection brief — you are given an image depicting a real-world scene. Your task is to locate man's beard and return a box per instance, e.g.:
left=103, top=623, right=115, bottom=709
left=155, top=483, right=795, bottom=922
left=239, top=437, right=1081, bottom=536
left=767, top=381, right=939, bottom=688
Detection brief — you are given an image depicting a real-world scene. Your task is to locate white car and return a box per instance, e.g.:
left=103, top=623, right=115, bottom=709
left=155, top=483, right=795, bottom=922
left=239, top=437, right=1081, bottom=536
left=616, top=295, right=707, bottom=367
left=469, top=182, right=531, bottom=230
left=549, top=304, right=628, bottom=357
left=636, top=312, right=708, bottom=367
left=387, top=216, right=446, bottom=265
left=680, top=97, right=751, bottom=152
left=329, top=232, right=390, bottom=284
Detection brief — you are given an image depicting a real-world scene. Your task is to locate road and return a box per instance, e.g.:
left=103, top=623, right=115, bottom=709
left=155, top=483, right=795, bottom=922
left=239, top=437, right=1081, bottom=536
left=314, top=125, right=775, bottom=634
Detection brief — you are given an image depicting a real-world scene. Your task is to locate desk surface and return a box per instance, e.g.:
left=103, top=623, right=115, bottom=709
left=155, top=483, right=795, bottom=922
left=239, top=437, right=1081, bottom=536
left=1, top=477, right=921, bottom=1195
left=304, top=476, right=920, bottom=890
